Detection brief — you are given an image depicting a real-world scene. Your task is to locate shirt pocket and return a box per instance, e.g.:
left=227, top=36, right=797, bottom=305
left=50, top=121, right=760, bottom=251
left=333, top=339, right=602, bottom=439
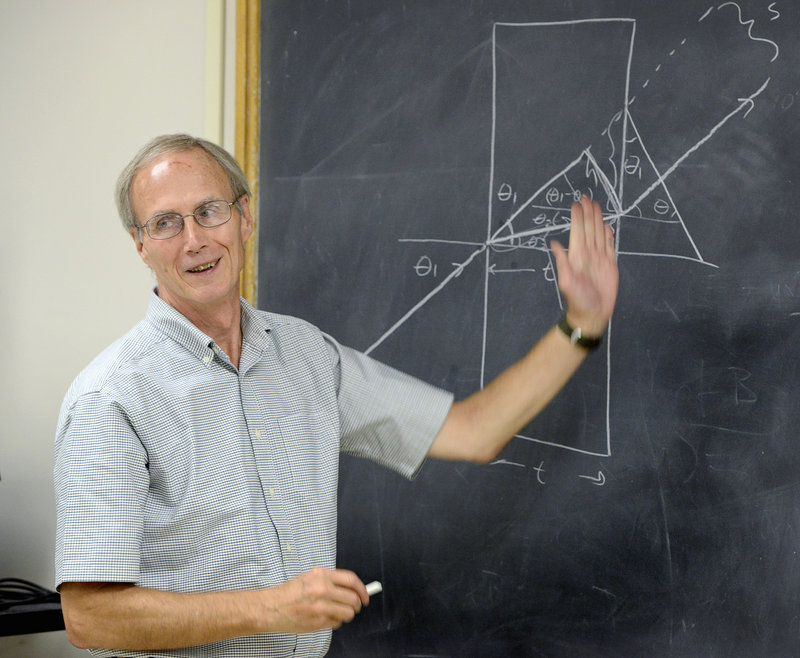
left=276, top=410, right=340, bottom=503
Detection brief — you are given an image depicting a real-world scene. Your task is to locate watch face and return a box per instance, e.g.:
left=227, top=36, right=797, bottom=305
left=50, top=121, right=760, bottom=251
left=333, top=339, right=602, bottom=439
left=559, top=316, right=601, bottom=350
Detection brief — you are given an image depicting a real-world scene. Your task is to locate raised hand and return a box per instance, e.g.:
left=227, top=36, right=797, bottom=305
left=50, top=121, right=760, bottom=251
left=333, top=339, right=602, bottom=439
left=550, top=195, right=619, bottom=337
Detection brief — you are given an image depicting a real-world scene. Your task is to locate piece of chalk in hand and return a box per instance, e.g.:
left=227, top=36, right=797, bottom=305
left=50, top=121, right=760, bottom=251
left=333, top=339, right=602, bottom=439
left=365, top=581, right=383, bottom=596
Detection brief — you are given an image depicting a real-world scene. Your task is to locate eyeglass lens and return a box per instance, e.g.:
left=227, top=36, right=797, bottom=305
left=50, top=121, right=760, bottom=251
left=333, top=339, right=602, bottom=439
left=145, top=201, right=233, bottom=239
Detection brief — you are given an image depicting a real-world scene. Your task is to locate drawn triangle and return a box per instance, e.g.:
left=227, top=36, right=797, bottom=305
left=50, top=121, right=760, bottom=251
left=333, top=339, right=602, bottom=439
left=490, top=149, right=620, bottom=255
left=486, top=149, right=621, bottom=315
left=615, top=111, right=705, bottom=262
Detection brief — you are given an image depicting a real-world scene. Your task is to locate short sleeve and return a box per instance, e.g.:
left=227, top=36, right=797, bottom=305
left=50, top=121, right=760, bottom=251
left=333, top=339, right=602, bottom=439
left=54, top=392, right=149, bottom=589
left=325, top=336, right=454, bottom=479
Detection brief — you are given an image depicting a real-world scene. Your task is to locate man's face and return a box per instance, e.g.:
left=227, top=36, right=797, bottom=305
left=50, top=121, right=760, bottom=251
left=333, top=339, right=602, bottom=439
left=130, top=148, right=253, bottom=318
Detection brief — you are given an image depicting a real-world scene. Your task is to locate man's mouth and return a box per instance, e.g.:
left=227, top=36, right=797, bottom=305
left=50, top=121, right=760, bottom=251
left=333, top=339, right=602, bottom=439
left=188, top=259, right=219, bottom=273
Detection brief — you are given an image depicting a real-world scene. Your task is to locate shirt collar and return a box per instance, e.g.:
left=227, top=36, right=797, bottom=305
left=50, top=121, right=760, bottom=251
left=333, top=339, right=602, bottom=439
left=240, top=296, right=275, bottom=350
left=144, top=290, right=274, bottom=362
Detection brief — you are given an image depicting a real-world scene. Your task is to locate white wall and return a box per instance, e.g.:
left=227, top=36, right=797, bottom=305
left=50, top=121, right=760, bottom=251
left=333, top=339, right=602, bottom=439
left=0, top=1, right=234, bottom=654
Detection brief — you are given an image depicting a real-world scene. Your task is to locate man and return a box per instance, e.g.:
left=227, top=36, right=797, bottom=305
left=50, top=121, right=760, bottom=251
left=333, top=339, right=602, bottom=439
left=55, top=134, right=618, bottom=657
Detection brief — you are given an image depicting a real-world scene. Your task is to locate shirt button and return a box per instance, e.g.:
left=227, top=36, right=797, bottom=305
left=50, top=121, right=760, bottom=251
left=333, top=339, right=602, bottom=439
left=268, top=487, right=275, bottom=497
left=202, top=355, right=211, bottom=364
left=284, top=544, right=293, bottom=553
left=255, top=430, right=262, bottom=439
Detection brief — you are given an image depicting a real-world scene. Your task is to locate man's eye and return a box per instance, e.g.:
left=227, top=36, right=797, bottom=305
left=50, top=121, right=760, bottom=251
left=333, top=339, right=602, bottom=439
left=154, top=215, right=179, bottom=230
left=196, top=202, right=224, bottom=220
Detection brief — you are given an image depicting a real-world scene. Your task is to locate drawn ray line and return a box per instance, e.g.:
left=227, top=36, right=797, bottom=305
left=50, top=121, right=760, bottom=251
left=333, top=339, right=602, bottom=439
left=488, top=149, right=622, bottom=248
left=367, top=148, right=597, bottom=354
left=586, top=147, right=624, bottom=217
left=366, top=78, right=768, bottom=357
left=490, top=267, right=539, bottom=274
left=488, top=152, right=587, bottom=244
left=624, top=110, right=705, bottom=262
left=523, top=203, right=685, bottom=221
left=365, top=243, right=487, bottom=354
left=304, top=40, right=491, bottom=177
left=490, top=223, right=568, bottom=245
left=399, top=238, right=485, bottom=247
left=617, top=251, right=720, bottom=267
left=620, top=77, right=770, bottom=219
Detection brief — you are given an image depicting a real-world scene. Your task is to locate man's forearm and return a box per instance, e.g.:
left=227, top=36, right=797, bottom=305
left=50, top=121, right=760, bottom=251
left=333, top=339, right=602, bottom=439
left=61, top=582, right=268, bottom=650
left=427, top=325, right=590, bottom=463
left=61, top=568, right=369, bottom=651
left=428, top=195, right=617, bottom=464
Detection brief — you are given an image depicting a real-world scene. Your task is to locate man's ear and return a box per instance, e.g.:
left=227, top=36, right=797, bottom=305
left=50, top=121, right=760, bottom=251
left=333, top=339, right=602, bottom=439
left=237, top=195, right=255, bottom=243
left=129, top=228, right=151, bottom=268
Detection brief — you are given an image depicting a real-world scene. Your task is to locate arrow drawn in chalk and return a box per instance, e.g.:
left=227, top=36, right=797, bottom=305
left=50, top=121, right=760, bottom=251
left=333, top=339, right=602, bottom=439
left=491, top=458, right=526, bottom=468
left=579, top=471, right=606, bottom=486
left=489, top=264, right=538, bottom=275
left=737, top=96, right=755, bottom=117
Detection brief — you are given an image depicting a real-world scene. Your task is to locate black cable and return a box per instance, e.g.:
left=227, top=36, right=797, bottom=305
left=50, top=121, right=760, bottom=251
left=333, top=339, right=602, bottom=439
left=0, top=578, right=60, bottom=611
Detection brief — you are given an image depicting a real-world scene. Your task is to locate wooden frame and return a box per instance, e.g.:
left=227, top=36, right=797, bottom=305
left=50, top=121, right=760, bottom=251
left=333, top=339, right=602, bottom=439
left=236, top=0, right=260, bottom=305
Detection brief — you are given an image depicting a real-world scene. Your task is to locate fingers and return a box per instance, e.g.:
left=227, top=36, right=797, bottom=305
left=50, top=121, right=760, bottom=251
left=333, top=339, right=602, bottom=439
left=327, top=568, right=370, bottom=609
left=575, top=195, right=594, bottom=248
left=569, top=194, right=614, bottom=255
left=550, top=238, right=571, bottom=292
left=307, top=568, right=366, bottom=616
left=553, top=193, right=619, bottom=335
left=568, top=198, right=586, bottom=252
left=570, top=194, right=605, bottom=253
left=590, top=197, right=605, bottom=251
left=284, top=568, right=369, bottom=632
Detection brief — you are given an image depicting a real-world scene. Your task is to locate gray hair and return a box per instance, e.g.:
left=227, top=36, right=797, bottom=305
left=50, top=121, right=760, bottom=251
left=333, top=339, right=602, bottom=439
left=115, top=133, right=251, bottom=233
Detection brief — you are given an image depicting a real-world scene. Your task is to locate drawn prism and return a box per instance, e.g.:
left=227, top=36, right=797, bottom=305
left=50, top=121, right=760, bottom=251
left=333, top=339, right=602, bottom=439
left=486, top=19, right=637, bottom=457
left=590, top=114, right=699, bottom=266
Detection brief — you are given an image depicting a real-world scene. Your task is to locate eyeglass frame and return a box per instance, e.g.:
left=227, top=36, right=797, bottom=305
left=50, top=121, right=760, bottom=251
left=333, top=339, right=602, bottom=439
left=134, top=198, right=242, bottom=241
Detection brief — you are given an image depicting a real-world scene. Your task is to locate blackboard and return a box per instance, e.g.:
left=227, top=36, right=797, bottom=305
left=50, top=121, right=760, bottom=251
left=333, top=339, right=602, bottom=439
left=258, top=1, right=800, bottom=655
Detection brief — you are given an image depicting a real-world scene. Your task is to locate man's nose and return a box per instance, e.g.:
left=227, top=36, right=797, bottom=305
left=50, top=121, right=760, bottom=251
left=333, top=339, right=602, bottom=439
left=181, top=215, right=207, bottom=249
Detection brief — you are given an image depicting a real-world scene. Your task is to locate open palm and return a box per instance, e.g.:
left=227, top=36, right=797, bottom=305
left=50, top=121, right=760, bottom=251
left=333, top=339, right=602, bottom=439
left=550, top=195, right=619, bottom=337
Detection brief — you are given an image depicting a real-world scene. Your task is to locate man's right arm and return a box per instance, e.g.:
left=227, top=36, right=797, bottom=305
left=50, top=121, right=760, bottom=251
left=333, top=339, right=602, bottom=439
left=60, top=568, right=369, bottom=651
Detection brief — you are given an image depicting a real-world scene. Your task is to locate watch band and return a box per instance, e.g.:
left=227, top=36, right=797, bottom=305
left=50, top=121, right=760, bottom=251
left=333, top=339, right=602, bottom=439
left=557, top=315, right=603, bottom=351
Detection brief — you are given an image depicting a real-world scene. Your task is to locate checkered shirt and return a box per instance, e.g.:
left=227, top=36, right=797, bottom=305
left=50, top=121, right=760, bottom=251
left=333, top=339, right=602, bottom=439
left=54, top=292, right=452, bottom=657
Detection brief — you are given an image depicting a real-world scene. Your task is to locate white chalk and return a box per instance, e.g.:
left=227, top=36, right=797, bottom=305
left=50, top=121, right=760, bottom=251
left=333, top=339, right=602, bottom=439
left=365, top=581, right=383, bottom=596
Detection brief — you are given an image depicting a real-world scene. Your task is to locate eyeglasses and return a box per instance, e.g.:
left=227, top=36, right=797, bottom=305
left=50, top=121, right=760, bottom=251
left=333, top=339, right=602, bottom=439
left=135, top=200, right=237, bottom=240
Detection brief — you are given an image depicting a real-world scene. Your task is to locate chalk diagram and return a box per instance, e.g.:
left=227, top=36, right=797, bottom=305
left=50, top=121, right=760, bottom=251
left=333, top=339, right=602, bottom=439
left=364, top=5, right=780, bottom=461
